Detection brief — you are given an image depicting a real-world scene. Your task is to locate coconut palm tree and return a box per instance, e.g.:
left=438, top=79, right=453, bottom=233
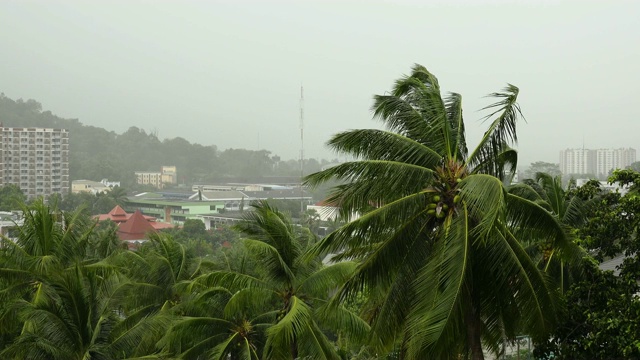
left=1, top=265, right=168, bottom=360
left=508, top=172, right=589, bottom=292
left=304, top=64, right=578, bottom=359
left=107, top=185, right=129, bottom=207
left=162, top=201, right=368, bottom=359
left=0, top=200, right=164, bottom=359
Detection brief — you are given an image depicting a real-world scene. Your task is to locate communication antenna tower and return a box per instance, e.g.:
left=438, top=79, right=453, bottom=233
left=299, top=85, right=305, bottom=213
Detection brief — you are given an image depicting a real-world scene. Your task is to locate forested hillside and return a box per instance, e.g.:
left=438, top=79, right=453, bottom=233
left=0, top=94, right=330, bottom=187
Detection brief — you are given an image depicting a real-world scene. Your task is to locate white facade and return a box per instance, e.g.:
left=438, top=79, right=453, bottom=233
left=135, top=171, right=163, bottom=188
left=0, top=127, right=70, bottom=198
left=594, top=148, right=636, bottom=177
left=560, top=148, right=636, bottom=177
left=72, top=180, right=110, bottom=194
left=135, top=166, right=177, bottom=189
left=559, top=149, right=594, bottom=176
left=101, top=178, right=121, bottom=187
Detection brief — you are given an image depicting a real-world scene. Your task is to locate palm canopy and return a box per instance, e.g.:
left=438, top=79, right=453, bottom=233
left=305, top=64, right=576, bottom=359
left=0, top=200, right=165, bottom=360
left=508, top=172, right=589, bottom=291
left=161, top=201, right=367, bottom=359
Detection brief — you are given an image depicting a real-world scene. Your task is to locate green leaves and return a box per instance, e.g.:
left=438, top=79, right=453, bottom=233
left=303, top=64, right=568, bottom=359
left=467, top=84, right=523, bottom=179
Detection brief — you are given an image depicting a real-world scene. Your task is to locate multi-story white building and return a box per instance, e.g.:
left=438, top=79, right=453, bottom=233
left=593, top=148, right=636, bottom=177
left=135, top=166, right=177, bottom=189
left=135, top=171, right=163, bottom=188
left=0, top=127, right=70, bottom=198
left=559, top=149, right=594, bottom=176
left=560, top=148, right=636, bottom=177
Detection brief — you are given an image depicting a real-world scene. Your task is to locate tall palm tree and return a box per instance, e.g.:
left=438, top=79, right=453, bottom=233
left=162, top=201, right=368, bottom=359
left=304, top=64, right=578, bottom=359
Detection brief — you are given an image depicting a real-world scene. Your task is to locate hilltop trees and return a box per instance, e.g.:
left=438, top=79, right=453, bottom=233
left=305, top=64, right=576, bottom=359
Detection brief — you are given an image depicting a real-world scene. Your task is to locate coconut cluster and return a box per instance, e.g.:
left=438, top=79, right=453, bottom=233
left=427, top=160, right=467, bottom=219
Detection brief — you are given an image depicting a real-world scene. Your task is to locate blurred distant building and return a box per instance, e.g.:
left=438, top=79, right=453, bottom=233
left=135, top=166, right=177, bottom=189
left=71, top=178, right=121, bottom=194
left=161, top=165, right=177, bottom=185
left=0, top=126, right=69, bottom=198
left=560, top=148, right=636, bottom=177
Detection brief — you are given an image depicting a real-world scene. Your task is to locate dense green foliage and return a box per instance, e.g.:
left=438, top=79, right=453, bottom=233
left=533, top=170, right=640, bottom=359
left=305, top=65, right=577, bottom=359
left=0, top=184, right=26, bottom=211
left=2, top=67, right=640, bottom=359
left=534, top=258, right=640, bottom=359
left=0, top=200, right=362, bottom=359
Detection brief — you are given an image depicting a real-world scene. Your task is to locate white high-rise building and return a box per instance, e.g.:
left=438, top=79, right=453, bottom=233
left=560, top=148, right=636, bottom=177
left=559, top=149, right=594, bottom=175
left=594, top=148, right=636, bottom=177
left=0, top=127, right=70, bottom=198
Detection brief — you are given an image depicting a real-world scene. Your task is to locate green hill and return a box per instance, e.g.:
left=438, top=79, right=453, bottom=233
left=0, top=94, right=326, bottom=188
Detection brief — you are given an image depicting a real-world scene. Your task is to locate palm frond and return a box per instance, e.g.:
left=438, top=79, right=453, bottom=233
left=445, top=92, right=468, bottom=161
left=305, top=160, right=435, bottom=218
left=325, top=129, right=443, bottom=167
left=234, top=201, right=301, bottom=270
left=297, top=320, right=341, bottom=360
left=264, top=295, right=312, bottom=359
left=506, top=193, right=585, bottom=266
left=405, top=205, right=470, bottom=358
left=467, top=84, right=523, bottom=178
left=297, top=261, right=357, bottom=298
left=459, top=174, right=506, bottom=242
left=193, top=271, right=266, bottom=293
left=315, top=302, right=370, bottom=344
left=242, top=239, right=296, bottom=285
left=306, top=189, right=432, bottom=263
left=223, top=287, right=277, bottom=319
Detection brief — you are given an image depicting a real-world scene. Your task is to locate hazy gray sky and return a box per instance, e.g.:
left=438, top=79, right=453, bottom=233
left=1, top=0, right=638, bottom=166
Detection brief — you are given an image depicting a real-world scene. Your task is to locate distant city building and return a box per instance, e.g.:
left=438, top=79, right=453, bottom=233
left=0, top=211, right=24, bottom=241
left=559, top=148, right=594, bottom=176
left=593, top=148, right=636, bottom=177
left=560, top=148, right=636, bottom=178
left=161, top=165, right=177, bottom=185
left=191, top=183, right=292, bottom=192
left=124, top=186, right=313, bottom=226
left=135, top=171, right=163, bottom=188
left=71, top=178, right=121, bottom=195
left=0, top=127, right=69, bottom=198
left=135, top=166, right=177, bottom=189
left=100, top=178, right=121, bottom=188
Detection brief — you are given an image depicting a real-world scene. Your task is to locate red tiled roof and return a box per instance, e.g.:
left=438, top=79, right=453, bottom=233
left=151, top=222, right=174, bottom=230
left=117, top=210, right=157, bottom=241
left=109, top=205, right=128, bottom=217
left=94, top=206, right=157, bottom=224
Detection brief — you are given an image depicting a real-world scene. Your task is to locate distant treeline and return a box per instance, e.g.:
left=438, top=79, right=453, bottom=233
left=0, top=94, right=335, bottom=188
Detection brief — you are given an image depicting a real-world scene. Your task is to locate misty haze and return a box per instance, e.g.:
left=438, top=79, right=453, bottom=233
left=1, top=1, right=639, bottom=359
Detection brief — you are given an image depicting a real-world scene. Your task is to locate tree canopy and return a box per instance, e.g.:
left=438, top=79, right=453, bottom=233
left=305, top=64, right=577, bottom=359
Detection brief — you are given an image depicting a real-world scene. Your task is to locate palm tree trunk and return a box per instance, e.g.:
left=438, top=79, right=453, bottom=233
left=465, top=285, right=484, bottom=360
